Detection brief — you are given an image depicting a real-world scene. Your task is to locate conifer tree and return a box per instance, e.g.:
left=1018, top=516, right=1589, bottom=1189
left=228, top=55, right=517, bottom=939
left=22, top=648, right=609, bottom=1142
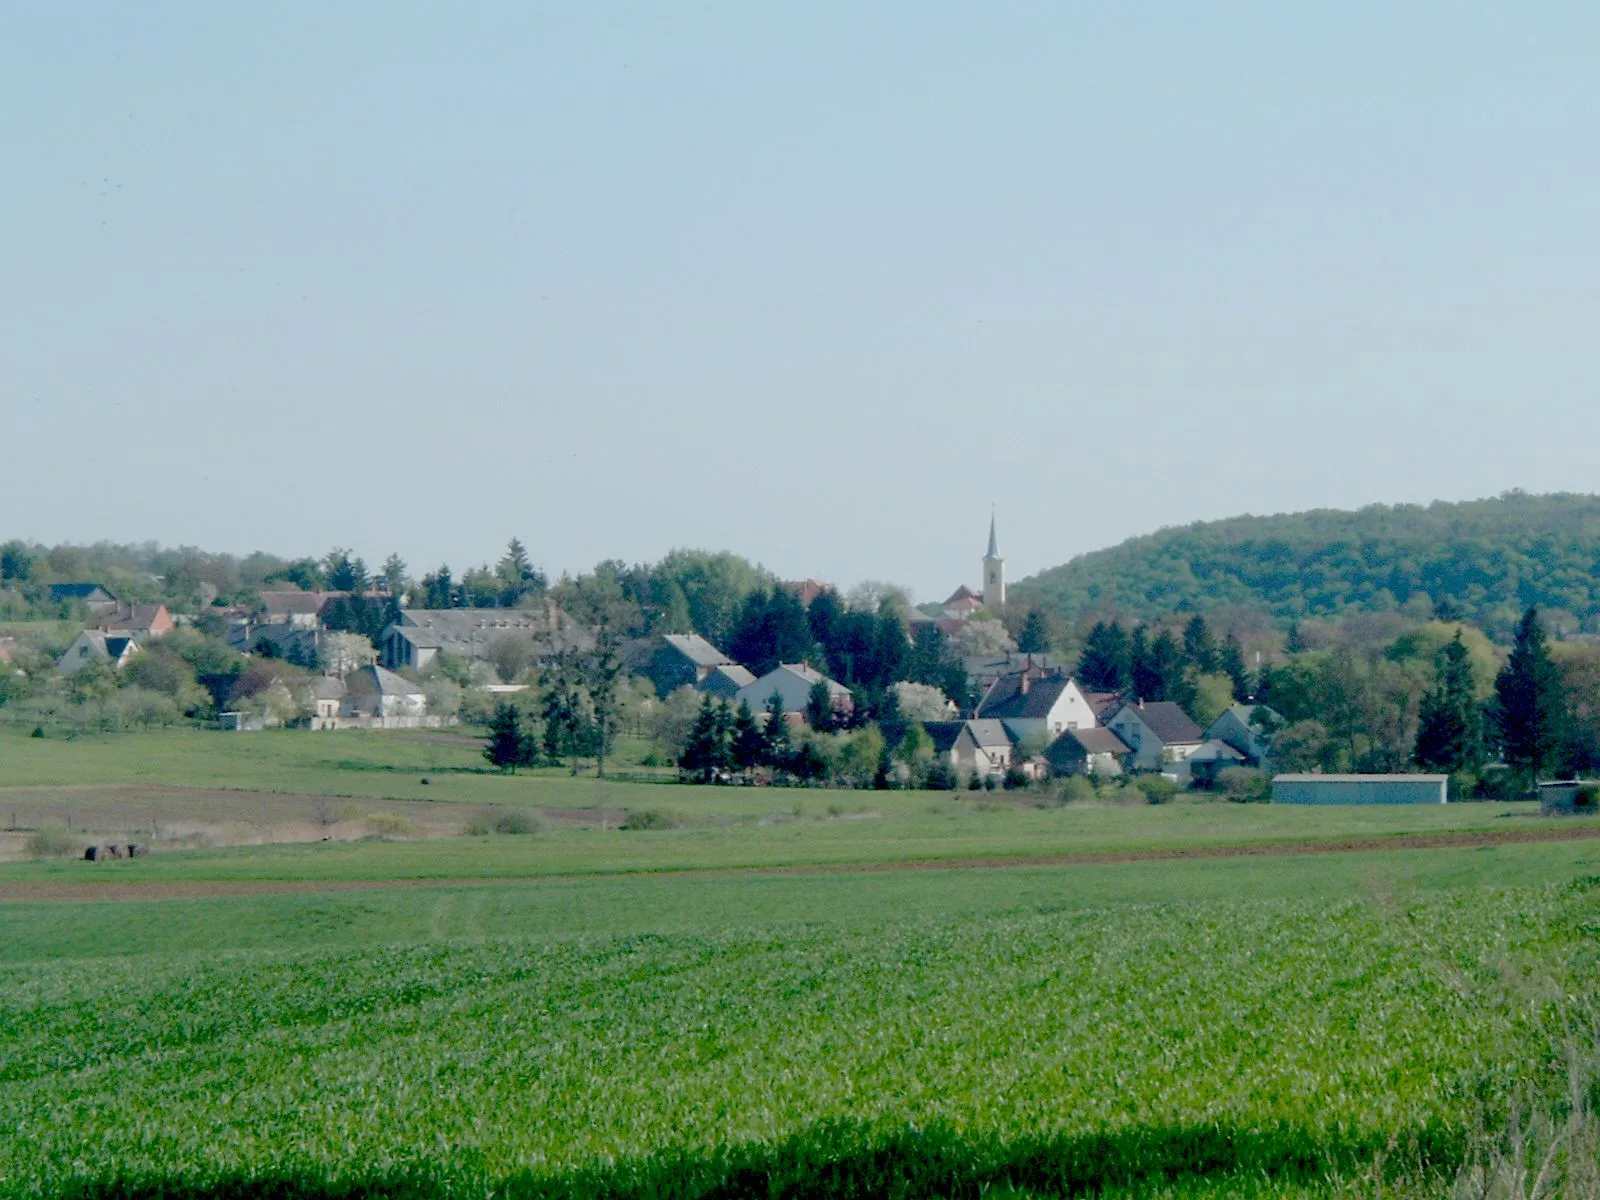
left=1017, top=610, right=1051, bottom=654
left=679, top=695, right=730, bottom=780
left=1493, top=606, right=1567, bottom=782
left=712, top=700, right=736, bottom=767
left=1077, top=622, right=1130, bottom=691
left=805, top=680, right=836, bottom=731
left=539, top=654, right=579, bottom=764
left=1219, top=634, right=1251, bottom=701
left=761, top=690, right=793, bottom=768
left=1182, top=615, right=1217, bottom=672
left=483, top=702, right=538, bottom=772
left=1414, top=632, right=1483, bottom=773
left=731, top=700, right=764, bottom=773
left=1129, top=627, right=1156, bottom=699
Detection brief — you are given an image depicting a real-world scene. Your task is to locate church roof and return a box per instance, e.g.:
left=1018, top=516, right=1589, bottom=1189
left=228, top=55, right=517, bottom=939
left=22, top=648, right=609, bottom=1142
left=944, top=585, right=982, bottom=606
left=987, top=514, right=999, bottom=558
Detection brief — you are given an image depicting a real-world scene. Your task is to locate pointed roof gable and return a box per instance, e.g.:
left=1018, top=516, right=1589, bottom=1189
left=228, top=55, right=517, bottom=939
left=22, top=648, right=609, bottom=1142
left=1113, top=700, right=1203, bottom=745
left=976, top=671, right=1079, bottom=721
left=986, top=514, right=999, bottom=559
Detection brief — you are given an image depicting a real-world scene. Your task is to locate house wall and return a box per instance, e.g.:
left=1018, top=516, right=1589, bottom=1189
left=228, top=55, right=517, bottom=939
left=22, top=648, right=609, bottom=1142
left=1046, top=682, right=1100, bottom=734
left=954, top=728, right=1010, bottom=775
left=643, top=645, right=700, bottom=698
left=698, top=671, right=745, bottom=700
left=57, top=636, right=102, bottom=675
left=1206, top=710, right=1269, bottom=762
left=382, top=630, right=438, bottom=673
left=1105, top=711, right=1161, bottom=770
left=736, top=670, right=841, bottom=714
left=1272, top=776, right=1448, bottom=805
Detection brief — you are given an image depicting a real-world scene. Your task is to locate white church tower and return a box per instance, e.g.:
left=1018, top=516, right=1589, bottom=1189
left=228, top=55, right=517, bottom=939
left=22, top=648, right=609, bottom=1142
left=982, top=513, right=1005, bottom=610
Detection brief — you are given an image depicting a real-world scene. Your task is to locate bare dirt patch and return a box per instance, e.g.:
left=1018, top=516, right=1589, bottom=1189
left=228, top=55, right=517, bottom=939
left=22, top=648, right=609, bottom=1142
left=0, top=785, right=623, bottom=861
left=4, top=821, right=1599, bottom=903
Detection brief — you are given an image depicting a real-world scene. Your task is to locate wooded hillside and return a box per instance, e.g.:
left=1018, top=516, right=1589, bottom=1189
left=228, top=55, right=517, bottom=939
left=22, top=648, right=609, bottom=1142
left=1013, top=493, right=1600, bottom=637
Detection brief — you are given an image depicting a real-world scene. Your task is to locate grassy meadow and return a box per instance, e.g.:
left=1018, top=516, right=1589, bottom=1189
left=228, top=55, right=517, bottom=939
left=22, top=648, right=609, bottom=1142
left=3, top=725, right=1600, bottom=1198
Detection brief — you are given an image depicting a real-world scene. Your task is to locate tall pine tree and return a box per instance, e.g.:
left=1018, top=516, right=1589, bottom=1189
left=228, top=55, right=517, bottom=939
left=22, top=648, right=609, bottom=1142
left=1219, top=634, right=1251, bottom=701
left=483, top=702, right=538, bottom=772
left=1493, top=607, right=1567, bottom=781
left=1413, top=633, right=1483, bottom=773
left=1077, top=622, right=1130, bottom=691
left=1182, top=615, right=1217, bottom=672
left=678, top=695, right=732, bottom=780
left=1016, top=609, right=1051, bottom=654
left=731, top=700, right=764, bottom=773
left=761, top=691, right=793, bottom=769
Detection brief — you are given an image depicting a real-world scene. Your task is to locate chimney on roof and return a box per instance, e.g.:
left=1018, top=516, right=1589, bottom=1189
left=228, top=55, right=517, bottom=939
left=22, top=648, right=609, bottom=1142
left=1139, top=698, right=1145, bottom=710
left=1020, top=675, right=1030, bottom=694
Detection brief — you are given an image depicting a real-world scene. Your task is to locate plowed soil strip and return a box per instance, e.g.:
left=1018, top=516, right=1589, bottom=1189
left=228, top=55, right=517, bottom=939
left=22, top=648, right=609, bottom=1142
left=3, top=822, right=1599, bottom=903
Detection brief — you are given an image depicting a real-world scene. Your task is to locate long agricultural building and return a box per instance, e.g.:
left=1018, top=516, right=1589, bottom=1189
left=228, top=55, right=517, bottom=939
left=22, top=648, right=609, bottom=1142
left=1271, top=774, right=1449, bottom=805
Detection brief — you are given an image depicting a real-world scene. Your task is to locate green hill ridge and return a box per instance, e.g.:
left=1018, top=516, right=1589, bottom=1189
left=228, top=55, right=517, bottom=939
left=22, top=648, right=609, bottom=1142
left=1013, top=492, right=1600, bottom=635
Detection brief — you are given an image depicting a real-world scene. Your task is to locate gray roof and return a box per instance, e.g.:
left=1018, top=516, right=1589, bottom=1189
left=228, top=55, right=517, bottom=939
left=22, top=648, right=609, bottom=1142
left=1114, top=701, right=1203, bottom=744
left=1189, top=739, right=1246, bottom=763
left=1217, top=703, right=1282, bottom=732
left=1054, top=727, right=1130, bottom=756
left=986, top=514, right=999, bottom=559
left=977, top=672, right=1075, bottom=721
left=50, top=582, right=115, bottom=601
left=261, top=590, right=343, bottom=616
left=310, top=676, right=347, bottom=700
left=707, top=663, right=755, bottom=687
left=964, top=652, right=1062, bottom=679
left=1272, top=773, right=1449, bottom=783
left=768, top=663, right=850, bottom=697
left=964, top=718, right=1014, bottom=749
left=351, top=664, right=423, bottom=696
left=393, top=607, right=594, bottom=655
left=662, top=633, right=733, bottom=669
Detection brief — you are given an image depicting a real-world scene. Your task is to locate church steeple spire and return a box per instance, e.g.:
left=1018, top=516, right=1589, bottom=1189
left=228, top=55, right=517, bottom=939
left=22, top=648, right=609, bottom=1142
left=982, top=511, right=1005, bottom=610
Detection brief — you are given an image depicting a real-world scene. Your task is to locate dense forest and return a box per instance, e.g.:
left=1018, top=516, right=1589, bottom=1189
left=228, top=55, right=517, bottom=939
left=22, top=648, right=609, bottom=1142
left=1011, top=493, right=1600, bottom=638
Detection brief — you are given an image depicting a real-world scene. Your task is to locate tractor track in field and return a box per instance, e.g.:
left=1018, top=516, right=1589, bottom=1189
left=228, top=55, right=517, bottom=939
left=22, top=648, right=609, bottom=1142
left=3, top=821, right=1599, bottom=903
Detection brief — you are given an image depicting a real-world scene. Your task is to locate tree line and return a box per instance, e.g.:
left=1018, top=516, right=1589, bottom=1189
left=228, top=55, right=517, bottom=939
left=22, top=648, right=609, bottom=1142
left=1013, top=492, right=1600, bottom=638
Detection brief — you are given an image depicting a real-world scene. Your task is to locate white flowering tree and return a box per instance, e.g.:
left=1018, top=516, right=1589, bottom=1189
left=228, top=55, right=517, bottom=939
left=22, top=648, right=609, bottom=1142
left=950, top=618, right=1016, bottom=659
left=892, top=681, right=954, bottom=721
left=322, top=632, right=376, bottom=679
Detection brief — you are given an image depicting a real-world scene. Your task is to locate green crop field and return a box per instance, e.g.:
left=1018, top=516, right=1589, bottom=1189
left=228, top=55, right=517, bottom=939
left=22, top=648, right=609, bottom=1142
left=4, top=727, right=1600, bottom=1198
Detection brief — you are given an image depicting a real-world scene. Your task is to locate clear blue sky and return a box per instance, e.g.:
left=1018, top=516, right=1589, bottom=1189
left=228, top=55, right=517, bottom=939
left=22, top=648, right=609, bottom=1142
left=3, top=3, right=1598, bottom=600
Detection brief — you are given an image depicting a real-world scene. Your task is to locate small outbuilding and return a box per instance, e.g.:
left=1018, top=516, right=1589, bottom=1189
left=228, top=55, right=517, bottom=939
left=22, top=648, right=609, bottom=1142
left=1272, top=774, right=1448, bottom=805
left=1045, top=726, right=1130, bottom=778
left=1187, top=739, right=1248, bottom=789
left=1537, top=781, right=1600, bottom=816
